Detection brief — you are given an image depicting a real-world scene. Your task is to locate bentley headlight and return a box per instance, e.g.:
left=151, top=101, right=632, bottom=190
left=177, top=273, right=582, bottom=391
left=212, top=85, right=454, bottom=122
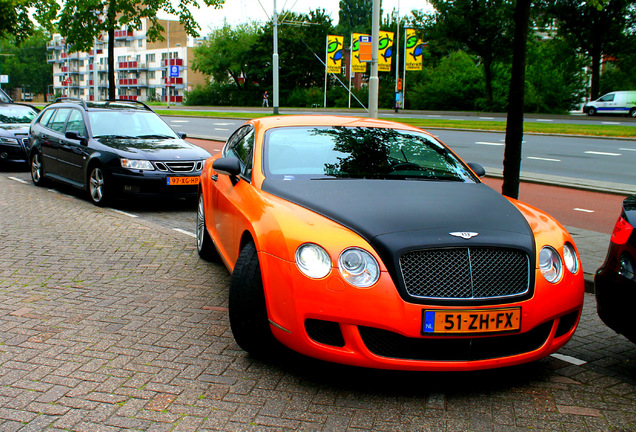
left=296, top=243, right=331, bottom=279
left=540, top=246, right=562, bottom=283
left=121, top=158, right=154, bottom=170
left=338, top=248, right=379, bottom=287
left=563, top=243, right=579, bottom=274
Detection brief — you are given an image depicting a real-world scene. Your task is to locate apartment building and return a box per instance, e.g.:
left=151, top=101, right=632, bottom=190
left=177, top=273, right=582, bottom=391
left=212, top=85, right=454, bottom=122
left=46, top=18, right=208, bottom=103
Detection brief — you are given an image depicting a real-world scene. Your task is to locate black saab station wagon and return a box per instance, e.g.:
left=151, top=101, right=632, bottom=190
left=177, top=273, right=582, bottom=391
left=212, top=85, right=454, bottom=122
left=29, top=98, right=210, bottom=206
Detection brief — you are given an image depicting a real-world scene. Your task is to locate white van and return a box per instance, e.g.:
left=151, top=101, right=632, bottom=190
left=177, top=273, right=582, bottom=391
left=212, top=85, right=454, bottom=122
left=584, top=91, right=636, bottom=117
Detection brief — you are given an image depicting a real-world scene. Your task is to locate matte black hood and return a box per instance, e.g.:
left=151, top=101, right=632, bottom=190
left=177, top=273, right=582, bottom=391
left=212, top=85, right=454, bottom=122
left=262, top=178, right=535, bottom=270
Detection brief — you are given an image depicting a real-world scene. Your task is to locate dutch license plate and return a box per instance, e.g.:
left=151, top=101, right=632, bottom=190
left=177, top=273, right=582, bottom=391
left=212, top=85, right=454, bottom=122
left=167, top=176, right=199, bottom=186
left=422, top=308, right=521, bottom=335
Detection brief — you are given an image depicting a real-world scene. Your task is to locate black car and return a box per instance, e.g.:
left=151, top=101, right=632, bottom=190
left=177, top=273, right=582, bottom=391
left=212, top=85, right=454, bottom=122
left=29, top=98, right=210, bottom=206
left=0, top=102, right=39, bottom=167
left=595, top=195, right=636, bottom=343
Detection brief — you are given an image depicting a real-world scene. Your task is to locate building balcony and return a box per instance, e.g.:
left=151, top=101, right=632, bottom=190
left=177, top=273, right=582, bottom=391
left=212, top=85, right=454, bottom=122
left=163, top=58, right=184, bottom=67
left=163, top=95, right=183, bottom=103
left=164, top=77, right=184, bottom=85
left=114, top=30, right=134, bottom=39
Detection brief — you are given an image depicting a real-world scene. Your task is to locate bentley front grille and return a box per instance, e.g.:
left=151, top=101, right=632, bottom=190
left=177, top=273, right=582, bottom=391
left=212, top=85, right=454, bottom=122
left=399, top=247, right=530, bottom=300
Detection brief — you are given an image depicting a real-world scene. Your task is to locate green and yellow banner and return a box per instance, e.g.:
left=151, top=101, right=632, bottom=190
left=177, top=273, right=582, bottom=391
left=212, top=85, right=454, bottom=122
left=326, top=35, right=344, bottom=74
left=351, top=33, right=369, bottom=73
left=378, top=31, right=394, bottom=72
left=405, top=29, right=424, bottom=71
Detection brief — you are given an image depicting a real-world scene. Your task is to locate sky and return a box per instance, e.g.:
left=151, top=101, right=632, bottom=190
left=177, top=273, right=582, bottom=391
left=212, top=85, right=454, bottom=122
left=175, top=0, right=433, bottom=33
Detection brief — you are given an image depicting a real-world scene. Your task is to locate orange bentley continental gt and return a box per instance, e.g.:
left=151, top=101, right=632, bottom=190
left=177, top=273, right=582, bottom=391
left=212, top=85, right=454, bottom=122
left=196, top=116, right=585, bottom=371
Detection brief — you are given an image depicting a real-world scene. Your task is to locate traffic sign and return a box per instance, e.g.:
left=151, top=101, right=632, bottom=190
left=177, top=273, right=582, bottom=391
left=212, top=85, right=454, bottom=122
left=170, top=65, right=179, bottom=77
left=359, top=36, right=372, bottom=62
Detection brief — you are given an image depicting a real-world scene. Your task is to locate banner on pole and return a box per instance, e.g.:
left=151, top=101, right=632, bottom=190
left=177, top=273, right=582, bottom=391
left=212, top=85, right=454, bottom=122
left=405, top=29, right=424, bottom=71
left=326, top=35, right=344, bottom=74
left=378, top=31, right=394, bottom=72
left=351, top=33, right=369, bottom=73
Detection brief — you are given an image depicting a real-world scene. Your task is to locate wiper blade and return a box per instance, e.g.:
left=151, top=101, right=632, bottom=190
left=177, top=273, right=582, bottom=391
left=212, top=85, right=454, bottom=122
left=94, top=134, right=138, bottom=139
left=136, top=134, right=175, bottom=139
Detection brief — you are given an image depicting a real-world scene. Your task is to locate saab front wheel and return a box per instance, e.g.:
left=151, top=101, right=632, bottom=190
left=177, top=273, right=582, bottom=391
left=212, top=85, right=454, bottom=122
left=88, top=165, right=110, bottom=206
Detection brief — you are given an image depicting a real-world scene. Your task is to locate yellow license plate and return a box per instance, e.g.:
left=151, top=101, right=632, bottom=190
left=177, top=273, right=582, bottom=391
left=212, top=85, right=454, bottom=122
left=167, top=176, right=199, bottom=186
left=422, top=308, right=521, bottom=334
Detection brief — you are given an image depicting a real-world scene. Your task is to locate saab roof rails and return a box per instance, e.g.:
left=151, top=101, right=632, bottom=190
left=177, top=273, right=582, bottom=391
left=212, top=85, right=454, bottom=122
left=102, top=99, right=153, bottom=111
left=54, top=97, right=87, bottom=109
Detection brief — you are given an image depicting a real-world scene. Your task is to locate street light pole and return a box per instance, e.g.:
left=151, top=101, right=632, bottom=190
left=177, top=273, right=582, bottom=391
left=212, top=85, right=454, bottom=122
left=272, top=0, right=279, bottom=115
left=368, top=0, right=380, bottom=118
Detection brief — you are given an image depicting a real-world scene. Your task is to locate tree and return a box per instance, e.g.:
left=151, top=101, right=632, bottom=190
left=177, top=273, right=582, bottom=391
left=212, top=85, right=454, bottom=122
left=56, top=0, right=225, bottom=99
left=548, top=0, right=636, bottom=100
left=193, top=10, right=333, bottom=105
left=502, top=0, right=532, bottom=199
left=336, top=0, right=374, bottom=35
left=0, top=30, right=53, bottom=96
left=192, top=23, right=261, bottom=89
left=0, top=0, right=59, bottom=43
left=419, top=0, right=514, bottom=109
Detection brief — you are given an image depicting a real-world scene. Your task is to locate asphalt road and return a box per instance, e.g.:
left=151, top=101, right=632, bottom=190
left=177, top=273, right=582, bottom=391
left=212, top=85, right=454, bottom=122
left=162, top=116, right=636, bottom=192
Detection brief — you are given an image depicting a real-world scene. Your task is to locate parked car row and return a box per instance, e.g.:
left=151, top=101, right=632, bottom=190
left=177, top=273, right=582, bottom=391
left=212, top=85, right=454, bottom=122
left=0, top=98, right=632, bottom=369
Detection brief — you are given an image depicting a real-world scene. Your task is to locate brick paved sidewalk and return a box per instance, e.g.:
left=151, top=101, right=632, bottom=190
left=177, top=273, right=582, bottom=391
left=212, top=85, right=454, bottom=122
left=0, top=175, right=634, bottom=431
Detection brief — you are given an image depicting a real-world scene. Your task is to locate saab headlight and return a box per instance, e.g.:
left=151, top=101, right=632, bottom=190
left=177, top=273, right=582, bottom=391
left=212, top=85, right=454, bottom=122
left=296, top=243, right=331, bottom=279
left=563, top=243, right=579, bottom=274
left=540, top=246, right=562, bottom=283
left=121, top=158, right=154, bottom=170
left=338, top=248, right=379, bottom=287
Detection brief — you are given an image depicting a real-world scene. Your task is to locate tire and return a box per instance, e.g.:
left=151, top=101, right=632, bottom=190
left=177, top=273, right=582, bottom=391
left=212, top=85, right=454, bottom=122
left=196, top=193, right=219, bottom=261
left=88, top=165, right=110, bottom=206
left=30, top=152, right=47, bottom=187
left=229, top=241, right=279, bottom=358
left=587, top=107, right=597, bottom=116
left=629, top=108, right=636, bottom=118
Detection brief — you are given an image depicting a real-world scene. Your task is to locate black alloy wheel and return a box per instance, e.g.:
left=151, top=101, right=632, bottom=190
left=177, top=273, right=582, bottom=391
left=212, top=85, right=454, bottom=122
left=228, top=241, right=279, bottom=358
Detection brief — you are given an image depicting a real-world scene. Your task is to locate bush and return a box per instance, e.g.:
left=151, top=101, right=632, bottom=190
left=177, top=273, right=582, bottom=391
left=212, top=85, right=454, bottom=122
left=184, top=83, right=263, bottom=106
left=406, top=52, right=485, bottom=111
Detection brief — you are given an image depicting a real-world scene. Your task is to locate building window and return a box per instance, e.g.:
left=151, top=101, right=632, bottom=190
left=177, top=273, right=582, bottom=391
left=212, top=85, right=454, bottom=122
left=148, top=71, right=155, bottom=79
left=146, top=53, right=155, bottom=63
left=138, top=39, right=143, bottom=47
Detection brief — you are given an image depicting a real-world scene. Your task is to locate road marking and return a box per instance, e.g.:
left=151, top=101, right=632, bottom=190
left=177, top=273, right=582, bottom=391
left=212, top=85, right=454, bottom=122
left=574, top=208, right=594, bottom=213
left=475, top=141, right=504, bottom=146
left=170, top=120, right=189, bottom=123
left=527, top=156, right=561, bottom=162
left=214, top=128, right=229, bottom=131
left=110, top=209, right=138, bottom=218
left=551, top=353, right=587, bottom=366
left=619, top=147, right=636, bottom=152
left=536, top=119, right=553, bottom=122
left=584, top=151, right=621, bottom=156
left=601, top=122, right=621, bottom=125
left=8, top=177, right=29, bottom=184
left=479, top=117, right=495, bottom=120
left=174, top=228, right=196, bottom=238
left=214, top=122, right=235, bottom=125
